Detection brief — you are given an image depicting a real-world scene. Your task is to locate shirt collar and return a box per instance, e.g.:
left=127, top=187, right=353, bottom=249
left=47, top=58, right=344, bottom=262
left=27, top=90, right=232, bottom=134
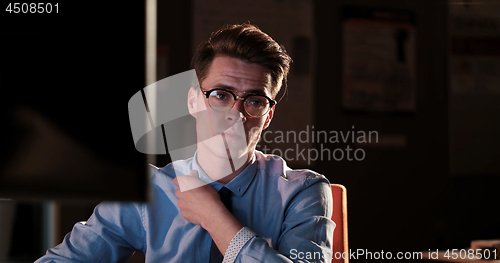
left=191, top=151, right=257, bottom=197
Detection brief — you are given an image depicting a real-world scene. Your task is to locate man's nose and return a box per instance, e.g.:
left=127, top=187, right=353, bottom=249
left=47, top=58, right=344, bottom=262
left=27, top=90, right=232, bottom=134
left=226, top=100, right=247, bottom=123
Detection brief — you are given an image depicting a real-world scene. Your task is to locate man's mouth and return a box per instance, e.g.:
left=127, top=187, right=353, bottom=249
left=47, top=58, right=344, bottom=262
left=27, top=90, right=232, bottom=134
left=217, top=121, right=245, bottom=137
left=220, top=130, right=246, bottom=141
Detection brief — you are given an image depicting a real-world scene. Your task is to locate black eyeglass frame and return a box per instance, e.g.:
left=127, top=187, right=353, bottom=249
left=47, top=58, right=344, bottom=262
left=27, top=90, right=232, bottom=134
left=201, top=87, right=277, bottom=117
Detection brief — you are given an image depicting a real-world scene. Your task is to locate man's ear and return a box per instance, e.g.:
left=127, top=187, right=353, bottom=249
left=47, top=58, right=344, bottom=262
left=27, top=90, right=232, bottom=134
left=187, top=87, right=198, bottom=118
left=263, top=104, right=275, bottom=130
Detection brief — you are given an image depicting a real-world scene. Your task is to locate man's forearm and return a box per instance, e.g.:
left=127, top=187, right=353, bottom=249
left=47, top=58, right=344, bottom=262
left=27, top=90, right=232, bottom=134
left=202, top=205, right=244, bottom=255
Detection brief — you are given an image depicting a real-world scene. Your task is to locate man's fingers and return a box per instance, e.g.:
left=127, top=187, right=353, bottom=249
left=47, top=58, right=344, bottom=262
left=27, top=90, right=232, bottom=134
left=173, top=177, right=178, bottom=186
left=173, top=170, right=198, bottom=188
left=177, top=171, right=207, bottom=192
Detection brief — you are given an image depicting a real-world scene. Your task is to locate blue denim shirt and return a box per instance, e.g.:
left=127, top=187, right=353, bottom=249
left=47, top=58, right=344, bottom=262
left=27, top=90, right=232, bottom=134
left=36, top=151, right=334, bottom=262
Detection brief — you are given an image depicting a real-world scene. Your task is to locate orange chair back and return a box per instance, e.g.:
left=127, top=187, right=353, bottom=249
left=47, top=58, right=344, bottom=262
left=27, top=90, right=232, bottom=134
left=331, top=184, right=348, bottom=263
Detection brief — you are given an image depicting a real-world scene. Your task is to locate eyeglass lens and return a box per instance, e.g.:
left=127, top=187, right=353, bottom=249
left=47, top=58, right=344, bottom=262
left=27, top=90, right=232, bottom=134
left=207, top=90, right=270, bottom=117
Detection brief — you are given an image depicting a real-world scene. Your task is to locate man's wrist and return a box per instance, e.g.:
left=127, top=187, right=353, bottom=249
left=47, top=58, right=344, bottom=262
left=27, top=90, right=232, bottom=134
left=203, top=207, right=243, bottom=255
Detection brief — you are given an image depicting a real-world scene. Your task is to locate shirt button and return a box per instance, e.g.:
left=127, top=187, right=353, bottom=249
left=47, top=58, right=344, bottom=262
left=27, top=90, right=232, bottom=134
left=238, top=187, right=241, bottom=192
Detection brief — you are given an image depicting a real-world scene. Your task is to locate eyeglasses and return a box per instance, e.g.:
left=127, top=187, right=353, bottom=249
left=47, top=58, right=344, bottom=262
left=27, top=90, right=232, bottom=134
left=201, top=88, right=276, bottom=117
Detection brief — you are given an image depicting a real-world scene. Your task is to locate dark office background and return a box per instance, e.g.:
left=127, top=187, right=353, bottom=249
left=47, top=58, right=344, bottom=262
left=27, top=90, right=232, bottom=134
left=1, top=0, right=499, bottom=262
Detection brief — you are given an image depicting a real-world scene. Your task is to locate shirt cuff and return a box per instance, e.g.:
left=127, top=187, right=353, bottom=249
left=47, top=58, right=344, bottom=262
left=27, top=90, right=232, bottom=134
left=222, top=227, right=256, bottom=263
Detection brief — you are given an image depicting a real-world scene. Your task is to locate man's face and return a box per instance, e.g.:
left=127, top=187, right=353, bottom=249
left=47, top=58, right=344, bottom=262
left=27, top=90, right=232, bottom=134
left=188, top=55, right=275, bottom=168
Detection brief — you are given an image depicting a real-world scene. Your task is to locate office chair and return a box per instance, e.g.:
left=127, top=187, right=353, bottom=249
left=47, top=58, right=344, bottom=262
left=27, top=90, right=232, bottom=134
left=331, top=184, right=349, bottom=263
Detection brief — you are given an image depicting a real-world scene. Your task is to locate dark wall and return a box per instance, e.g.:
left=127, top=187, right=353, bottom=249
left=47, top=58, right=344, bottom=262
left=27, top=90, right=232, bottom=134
left=315, top=0, right=499, bottom=261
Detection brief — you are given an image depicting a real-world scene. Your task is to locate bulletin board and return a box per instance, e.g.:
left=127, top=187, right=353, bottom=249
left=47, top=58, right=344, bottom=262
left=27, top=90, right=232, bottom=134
left=341, top=6, right=416, bottom=113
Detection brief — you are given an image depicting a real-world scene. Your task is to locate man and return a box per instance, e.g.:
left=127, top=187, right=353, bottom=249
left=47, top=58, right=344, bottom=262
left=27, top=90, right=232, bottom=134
left=36, top=24, right=334, bottom=263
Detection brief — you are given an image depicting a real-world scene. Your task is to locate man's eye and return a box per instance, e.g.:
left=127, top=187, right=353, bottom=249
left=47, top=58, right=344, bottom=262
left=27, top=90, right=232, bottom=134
left=247, top=97, right=266, bottom=107
left=211, top=91, right=230, bottom=100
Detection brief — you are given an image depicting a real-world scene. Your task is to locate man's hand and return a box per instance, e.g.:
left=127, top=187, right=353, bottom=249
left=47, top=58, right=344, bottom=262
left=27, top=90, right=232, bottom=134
left=173, top=170, right=225, bottom=226
left=173, top=170, right=243, bottom=255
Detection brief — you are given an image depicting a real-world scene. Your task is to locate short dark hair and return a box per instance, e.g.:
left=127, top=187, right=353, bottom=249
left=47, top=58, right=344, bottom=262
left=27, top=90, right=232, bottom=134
left=191, top=23, right=291, bottom=99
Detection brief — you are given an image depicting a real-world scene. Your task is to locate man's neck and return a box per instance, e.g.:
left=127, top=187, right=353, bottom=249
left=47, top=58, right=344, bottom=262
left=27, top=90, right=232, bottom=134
left=196, top=148, right=253, bottom=184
